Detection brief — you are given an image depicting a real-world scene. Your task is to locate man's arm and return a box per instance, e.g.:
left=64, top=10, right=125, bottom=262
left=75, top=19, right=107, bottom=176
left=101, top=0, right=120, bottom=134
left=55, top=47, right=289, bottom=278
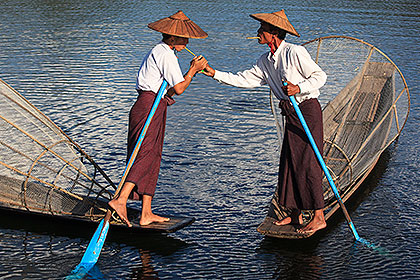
left=294, top=46, right=327, bottom=93
left=203, top=63, right=266, bottom=88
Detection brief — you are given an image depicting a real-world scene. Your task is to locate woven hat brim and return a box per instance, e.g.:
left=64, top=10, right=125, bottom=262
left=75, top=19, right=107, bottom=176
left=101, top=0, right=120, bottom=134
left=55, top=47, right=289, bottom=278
left=148, top=18, right=208, bottom=39
left=250, top=13, right=300, bottom=37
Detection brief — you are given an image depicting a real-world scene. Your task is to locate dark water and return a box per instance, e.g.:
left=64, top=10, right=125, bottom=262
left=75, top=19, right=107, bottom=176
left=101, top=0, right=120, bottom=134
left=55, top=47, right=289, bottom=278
left=0, top=0, right=419, bottom=279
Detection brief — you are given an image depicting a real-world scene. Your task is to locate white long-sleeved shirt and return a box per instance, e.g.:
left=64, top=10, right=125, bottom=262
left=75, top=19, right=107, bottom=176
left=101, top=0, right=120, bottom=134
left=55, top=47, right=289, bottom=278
left=213, top=41, right=327, bottom=103
left=136, top=41, right=184, bottom=97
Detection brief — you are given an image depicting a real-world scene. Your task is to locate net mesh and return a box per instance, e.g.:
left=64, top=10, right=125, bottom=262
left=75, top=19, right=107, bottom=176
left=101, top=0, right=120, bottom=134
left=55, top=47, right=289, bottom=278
left=0, top=79, right=117, bottom=221
left=269, top=36, right=410, bottom=219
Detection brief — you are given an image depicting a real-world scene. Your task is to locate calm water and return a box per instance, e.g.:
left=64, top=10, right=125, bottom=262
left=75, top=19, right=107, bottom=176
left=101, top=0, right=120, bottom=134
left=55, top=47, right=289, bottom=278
left=0, top=0, right=419, bottom=279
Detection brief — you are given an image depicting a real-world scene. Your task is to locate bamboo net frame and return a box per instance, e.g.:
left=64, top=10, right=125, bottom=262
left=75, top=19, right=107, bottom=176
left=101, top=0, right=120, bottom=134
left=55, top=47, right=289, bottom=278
left=0, top=78, right=117, bottom=221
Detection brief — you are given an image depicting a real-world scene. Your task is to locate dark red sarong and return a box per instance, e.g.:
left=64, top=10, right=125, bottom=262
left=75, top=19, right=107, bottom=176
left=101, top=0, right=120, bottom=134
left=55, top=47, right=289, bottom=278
left=125, top=90, right=174, bottom=199
left=276, top=98, right=325, bottom=210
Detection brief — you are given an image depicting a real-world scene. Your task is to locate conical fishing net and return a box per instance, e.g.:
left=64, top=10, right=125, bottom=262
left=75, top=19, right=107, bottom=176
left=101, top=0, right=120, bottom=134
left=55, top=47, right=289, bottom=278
left=0, top=79, right=117, bottom=221
left=268, top=36, right=410, bottom=221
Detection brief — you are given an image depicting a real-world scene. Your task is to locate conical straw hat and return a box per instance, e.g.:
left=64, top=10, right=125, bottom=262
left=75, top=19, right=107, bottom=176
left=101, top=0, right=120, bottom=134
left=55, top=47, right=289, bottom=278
left=250, top=9, right=300, bottom=37
left=148, top=10, right=208, bottom=39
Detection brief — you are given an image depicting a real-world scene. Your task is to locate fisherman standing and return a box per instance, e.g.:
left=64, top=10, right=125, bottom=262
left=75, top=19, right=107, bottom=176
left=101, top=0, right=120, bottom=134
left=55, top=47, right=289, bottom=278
left=109, top=11, right=207, bottom=227
left=203, top=10, right=327, bottom=234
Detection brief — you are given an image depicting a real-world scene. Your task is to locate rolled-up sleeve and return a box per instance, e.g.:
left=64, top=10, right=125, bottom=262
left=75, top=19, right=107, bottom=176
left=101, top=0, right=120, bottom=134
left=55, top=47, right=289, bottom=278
left=213, top=63, right=266, bottom=88
left=294, top=46, right=327, bottom=94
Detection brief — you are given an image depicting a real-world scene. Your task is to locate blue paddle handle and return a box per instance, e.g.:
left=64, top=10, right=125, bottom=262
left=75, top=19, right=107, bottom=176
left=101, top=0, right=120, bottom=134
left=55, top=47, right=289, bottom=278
left=70, top=218, right=110, bottom=276
left=284, top=81, right=360, bottom=241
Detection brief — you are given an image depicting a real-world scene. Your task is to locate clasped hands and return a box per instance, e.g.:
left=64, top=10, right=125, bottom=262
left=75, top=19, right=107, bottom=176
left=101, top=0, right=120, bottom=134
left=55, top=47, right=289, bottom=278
left=189, top=55, right=208, bottom=75
left=189, top=55, right=215, bottom=77
left=192, top=57, right=300, bottom=96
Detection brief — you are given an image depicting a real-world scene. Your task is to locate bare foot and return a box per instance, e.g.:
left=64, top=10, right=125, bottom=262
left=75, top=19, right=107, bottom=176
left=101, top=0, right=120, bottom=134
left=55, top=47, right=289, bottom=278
left=274, top=214, right=303, bottom=226
left=140, top=213, right=170, bottom=226
left=297, top=216, right=326, bottom=234
left=108, top=199, right=132, bottom=227
left=274, top=216, right=292, bottom=226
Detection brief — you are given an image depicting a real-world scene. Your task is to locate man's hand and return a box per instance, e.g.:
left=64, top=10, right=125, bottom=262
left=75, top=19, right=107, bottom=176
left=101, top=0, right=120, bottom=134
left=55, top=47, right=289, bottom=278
left=202, top=63, right=215, bottom=77
left=190, top=55, right=207, bottom=73
left=281, top=80, right=300, bottom=96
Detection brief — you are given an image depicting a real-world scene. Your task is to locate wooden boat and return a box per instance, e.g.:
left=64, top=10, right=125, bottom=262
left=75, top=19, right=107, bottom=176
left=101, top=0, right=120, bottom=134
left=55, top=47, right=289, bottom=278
left=0, top=78, right=193, bottom=233
left=257, top=36, right=410, bottom=239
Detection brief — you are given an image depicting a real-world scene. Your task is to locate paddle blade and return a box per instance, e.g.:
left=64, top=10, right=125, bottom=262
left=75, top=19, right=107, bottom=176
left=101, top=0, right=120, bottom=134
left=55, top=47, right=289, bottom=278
left=71, top=218, right=110, bottom=274
left=65, top=264, right=107, bottom=280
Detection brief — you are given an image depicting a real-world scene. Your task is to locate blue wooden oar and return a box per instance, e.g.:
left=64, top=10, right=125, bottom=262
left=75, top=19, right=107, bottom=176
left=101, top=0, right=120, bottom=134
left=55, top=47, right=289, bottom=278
left=67, top=218, right=110, bottom=278
left=283, top=81, right=361, bottom=241
left=68, top=80, right=169, bottom=277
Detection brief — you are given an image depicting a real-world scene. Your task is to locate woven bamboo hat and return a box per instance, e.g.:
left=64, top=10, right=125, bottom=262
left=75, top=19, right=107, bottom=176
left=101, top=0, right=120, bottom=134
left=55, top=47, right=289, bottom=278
left=148, top=10, right=208, bottom=39
left=250, top=9, right=300, bottom=37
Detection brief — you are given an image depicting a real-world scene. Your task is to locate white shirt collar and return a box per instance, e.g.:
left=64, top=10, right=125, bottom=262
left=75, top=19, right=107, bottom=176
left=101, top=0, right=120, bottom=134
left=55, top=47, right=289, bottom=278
left=270, top=40, right=286, bottom=63
left=159, top=41, right=173, bottom=51
left=161, top=41, right=179, bottom=57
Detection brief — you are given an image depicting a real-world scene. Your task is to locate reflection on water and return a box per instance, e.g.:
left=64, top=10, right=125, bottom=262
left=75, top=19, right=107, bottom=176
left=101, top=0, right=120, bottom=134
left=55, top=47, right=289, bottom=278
left=78, top=249, right=160, bottom=280
left=258, top=238, right=324, bottom=280
left=0, top=0, right=419, bottom=279
left=130, top=249, right=159, bottom=280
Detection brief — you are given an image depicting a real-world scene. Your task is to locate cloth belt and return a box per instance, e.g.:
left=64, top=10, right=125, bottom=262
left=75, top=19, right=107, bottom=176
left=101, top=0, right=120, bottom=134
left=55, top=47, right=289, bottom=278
left=136, top=89, right=176, bottom=106
left=279, top=99, right=294, bottom=116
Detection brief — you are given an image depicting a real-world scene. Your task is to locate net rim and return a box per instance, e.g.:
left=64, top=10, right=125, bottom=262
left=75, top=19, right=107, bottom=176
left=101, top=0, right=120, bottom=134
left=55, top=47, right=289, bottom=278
left=301, top=35, right=410, bottom=134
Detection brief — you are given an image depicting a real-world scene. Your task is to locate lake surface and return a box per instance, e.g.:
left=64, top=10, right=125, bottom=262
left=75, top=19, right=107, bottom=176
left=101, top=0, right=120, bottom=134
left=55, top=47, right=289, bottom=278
left=0, top=0, right=419, bottom=279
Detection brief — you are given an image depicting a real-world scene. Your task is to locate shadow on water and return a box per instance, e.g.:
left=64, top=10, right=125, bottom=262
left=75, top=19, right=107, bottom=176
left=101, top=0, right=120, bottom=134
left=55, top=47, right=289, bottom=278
left=0, top=209, right=191, bottom=279
left=0, top=208, right=190, bottom=254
